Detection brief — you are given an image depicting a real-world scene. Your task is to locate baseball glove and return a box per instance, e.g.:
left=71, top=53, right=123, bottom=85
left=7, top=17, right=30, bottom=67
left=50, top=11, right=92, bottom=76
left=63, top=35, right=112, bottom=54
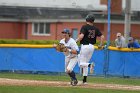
left=55, top=43, right=68, bottom=52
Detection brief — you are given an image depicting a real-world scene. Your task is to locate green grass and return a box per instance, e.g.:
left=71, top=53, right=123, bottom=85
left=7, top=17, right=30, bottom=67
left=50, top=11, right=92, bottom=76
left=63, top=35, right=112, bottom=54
left=0, top=86, right=139, bottom=93
left=0, top=73, right=140, bottom=93
left=0, top=73, right=140, bottom=86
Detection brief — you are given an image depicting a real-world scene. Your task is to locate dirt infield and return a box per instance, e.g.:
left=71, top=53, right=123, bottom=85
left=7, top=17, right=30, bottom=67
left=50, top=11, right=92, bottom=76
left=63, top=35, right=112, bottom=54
left=0, top=78, right=140, bottom=91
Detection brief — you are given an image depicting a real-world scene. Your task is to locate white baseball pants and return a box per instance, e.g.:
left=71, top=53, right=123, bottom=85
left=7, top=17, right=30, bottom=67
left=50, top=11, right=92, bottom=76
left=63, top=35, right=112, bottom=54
left=65, top=56, right=78, bottom=72
left=79, top=44, right=94, bottom=76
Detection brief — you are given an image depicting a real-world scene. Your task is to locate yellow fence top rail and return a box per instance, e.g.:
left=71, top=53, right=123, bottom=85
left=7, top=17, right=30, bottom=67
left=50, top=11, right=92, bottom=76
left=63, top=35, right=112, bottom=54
left=0, top=44, right=53, bottom=48
left=109, top=46, right=140, bottom=52
left=0, top=44, right=140, bottom=52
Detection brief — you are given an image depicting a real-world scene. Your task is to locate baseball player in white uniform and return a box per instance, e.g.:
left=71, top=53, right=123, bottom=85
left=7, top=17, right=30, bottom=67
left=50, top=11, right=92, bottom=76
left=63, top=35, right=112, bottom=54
left=56, top=28, right=79, bottom=86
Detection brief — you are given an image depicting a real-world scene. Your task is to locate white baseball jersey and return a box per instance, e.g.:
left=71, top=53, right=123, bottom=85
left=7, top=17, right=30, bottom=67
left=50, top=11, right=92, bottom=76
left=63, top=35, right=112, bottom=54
left=60, top=38, right=79, bottom=58
left=60, top=38, right=79, bottom=72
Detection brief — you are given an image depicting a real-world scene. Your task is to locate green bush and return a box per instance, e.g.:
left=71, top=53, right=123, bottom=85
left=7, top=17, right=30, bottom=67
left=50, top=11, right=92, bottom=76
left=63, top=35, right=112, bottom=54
left=0, top=39, right=108, bottom=46
left=0, top=39, right=59, bottom=45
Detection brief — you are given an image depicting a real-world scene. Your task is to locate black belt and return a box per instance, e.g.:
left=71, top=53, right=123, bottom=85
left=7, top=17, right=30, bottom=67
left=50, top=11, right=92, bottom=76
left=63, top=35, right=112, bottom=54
left=82, top=44, right=89, bottom=45
left=82, top=43, right=94, bottom=45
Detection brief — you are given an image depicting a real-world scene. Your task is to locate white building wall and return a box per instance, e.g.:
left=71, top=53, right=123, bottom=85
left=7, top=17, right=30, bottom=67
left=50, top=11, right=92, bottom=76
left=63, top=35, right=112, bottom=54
left=122, top=0, right=140, bottom=11
left=0, top=0, right=106, bottom=10
left=1, top=0, right=140, bottom=11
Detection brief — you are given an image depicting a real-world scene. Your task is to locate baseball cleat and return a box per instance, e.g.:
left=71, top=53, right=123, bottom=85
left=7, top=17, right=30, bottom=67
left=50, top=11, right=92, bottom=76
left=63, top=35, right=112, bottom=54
left=83, top=81, right=88, bottom=85
left=71, top=80, right=78, bottom=86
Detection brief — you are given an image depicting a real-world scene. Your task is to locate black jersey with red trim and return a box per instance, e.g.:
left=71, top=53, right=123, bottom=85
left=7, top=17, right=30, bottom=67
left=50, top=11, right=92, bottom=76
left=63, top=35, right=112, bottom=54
left=80, top=24, right=102, bottom=45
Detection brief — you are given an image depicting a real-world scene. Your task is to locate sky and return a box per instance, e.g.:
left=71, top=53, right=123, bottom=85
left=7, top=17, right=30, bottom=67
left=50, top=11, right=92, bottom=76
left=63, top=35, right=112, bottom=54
left=0, top=0, right=140, bottom=11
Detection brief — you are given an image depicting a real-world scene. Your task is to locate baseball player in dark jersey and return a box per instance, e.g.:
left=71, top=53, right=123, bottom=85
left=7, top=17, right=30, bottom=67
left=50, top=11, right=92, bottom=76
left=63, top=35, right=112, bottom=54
left=76, top=14, right=104, bottom=84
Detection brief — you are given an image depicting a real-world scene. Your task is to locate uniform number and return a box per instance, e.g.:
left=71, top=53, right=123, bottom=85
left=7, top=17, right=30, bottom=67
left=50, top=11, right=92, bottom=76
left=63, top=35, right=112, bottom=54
left=88, top=30, right=95, bottom=38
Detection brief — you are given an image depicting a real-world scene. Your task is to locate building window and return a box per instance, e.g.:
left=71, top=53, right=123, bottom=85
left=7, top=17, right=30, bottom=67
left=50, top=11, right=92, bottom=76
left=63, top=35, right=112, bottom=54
left=72, top=28, right=78, bottom=40
left=32, top=23, right=50, bottom=36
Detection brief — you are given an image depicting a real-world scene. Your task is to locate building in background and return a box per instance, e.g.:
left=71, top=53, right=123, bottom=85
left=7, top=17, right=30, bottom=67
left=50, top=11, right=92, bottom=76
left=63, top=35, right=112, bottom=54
left=0, top=0, right=140, bottom=40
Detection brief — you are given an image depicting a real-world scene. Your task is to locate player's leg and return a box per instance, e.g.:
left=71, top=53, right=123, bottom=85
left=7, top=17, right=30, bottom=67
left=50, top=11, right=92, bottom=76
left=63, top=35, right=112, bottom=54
left=79, top=44, right=94, bottom=84
left=66, top=57, right=78, bottom=86
left=65, top=57, right=76, bottom=82
left=79, top=45, right=90, bottom=67
left=79, top=45, right=89, bottom=83
left=87, top=44, right=95, bottom=74
left=84, top=44, right=94, bottom=83
left=65, top=57, right=76, bottom=85
left=82, top=67, right=88, bottom=83
left=65, top=57, right=70, bottom=72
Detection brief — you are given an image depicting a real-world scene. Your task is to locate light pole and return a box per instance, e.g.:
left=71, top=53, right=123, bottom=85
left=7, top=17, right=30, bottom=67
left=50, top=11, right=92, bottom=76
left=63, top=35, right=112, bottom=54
left=124, top=0, right=131, bottom=42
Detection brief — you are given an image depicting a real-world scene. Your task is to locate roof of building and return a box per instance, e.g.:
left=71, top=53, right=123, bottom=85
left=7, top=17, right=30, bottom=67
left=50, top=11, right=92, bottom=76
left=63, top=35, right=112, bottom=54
left=0, top=6, right=95, bottom=19
left=0, top=6, right=140, bottom=21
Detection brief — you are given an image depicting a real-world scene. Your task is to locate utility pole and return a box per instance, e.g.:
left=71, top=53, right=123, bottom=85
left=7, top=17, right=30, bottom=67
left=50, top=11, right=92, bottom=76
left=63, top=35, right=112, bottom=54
left=124, top=0, right=131, bottom=42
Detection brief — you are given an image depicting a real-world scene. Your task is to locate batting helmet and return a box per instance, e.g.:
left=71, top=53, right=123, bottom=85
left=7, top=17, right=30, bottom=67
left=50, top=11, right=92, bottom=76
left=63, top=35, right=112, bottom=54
left=86, top=14, right=95, bottom=23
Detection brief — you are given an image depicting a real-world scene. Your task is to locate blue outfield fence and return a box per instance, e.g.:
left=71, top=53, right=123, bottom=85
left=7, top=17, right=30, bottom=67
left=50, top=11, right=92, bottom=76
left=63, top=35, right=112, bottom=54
left=0, top=46, right=140, bottom=77
left=107, top=51, right=140, bottom=77
left=0, top=48, right=65, bottom=72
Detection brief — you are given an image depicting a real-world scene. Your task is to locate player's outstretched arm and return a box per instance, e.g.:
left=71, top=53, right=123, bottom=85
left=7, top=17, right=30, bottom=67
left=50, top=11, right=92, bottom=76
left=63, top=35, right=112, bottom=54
left=98, top=35, right=104, bottom=49
left=100, top=35, right=104, bottom=46
left=75, top=33, right=84, bottom=42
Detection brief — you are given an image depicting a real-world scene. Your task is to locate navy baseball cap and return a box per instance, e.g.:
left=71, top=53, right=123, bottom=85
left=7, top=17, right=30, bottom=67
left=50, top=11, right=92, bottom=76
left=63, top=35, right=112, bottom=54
left=62, top=28, right=70, bottom=34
